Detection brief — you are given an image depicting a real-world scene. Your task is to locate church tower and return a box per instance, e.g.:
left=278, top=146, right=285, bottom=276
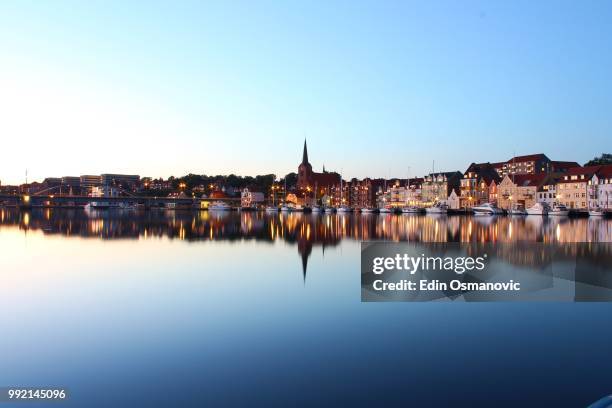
left=297, top=139, right=313, bottom=189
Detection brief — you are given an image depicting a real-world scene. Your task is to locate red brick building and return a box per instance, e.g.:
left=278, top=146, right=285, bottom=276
left=297, top=140, right=341, bottom=203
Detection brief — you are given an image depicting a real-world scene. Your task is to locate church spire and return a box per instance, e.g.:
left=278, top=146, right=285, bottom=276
left=302, top=139, right=309, bottom=164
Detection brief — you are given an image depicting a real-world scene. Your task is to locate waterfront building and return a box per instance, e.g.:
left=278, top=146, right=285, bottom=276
left=556, top=166, right=602, bottom=209
left=421, top=172, right=462, bottom=206
left=493, top=154, right=579, bottom=178
left=460, top=162, right=501, bottom=208
left=496, top=154, right=551, bottom=177
left=498, top=174, right=548, bottom=210
left=80, top=175, right=102, bottom=187
left=536, top=180, right=558, bottom=207
left=406, top=178, right=423, bottom=207
left=101, top=174, right=140, bottom=192
left=60, top=176, right=81, bottom=195
left=347, top=178, right=385, bottom=209
left=589, top=165, right=612, bottom=210
left=296, top=140, right=341, bottom=204
left=241, top=188, right=265, bottom=208
left=447, top=189, right=460, bottom=210
left=80, top=175, right=102, bottom=196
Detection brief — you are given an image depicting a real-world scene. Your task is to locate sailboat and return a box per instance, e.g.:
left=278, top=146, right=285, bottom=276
left=265, top=182, right=279, bottom=212
left=378, top=175, right=391, bottom=213
left=280, top=176, right=292, bottom=212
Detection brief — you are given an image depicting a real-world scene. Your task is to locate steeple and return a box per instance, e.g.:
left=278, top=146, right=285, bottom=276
left=302, top=139, right=309, bottom=164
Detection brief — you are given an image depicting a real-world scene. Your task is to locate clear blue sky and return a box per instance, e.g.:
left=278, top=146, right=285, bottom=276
left=0, top=0, right=610, bottom=184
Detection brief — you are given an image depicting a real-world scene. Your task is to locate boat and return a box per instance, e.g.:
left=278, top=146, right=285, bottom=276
left=324, top=206, right=336, bottom=214
left=472, top=203, right=503, bottom=216
left=337, top=205, right=351, bottom=213
left=549, top=203, right=569, bottom=216
left=507, top=204, right=527, bottom=216
left=526, top=202, right=549, bottom=216
left=401, top=206, right=422, bottom=214
left=379, top=207, right=392, bottom=214
left=589, top=207, right=605, bottom=217
left=265, top=206, right=279, bottom=213
left=310, top=205, right=322, bottom=213
left=425, top=202, right=448, bottom=214
left=361, top=207, right=377, bottom=214
left=280, top=204, right=292, bottom=212
left=209, top=201, right=232, bottom=211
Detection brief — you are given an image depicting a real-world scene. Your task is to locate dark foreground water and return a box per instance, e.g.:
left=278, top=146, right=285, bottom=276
left=0, top=208, right=611, bottom=407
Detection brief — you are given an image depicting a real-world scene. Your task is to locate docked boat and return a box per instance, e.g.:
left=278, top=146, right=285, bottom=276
left=472, top=203, right=503, bottom=216
left=507, top=204, right=527, bottom=216
left=310, top=205, right=322, bottom=213
left=526, top=202, right=549, bottom=216
left=209, top=201, right=232, bottom=211
left=379, top=207, right=392, bottom=214
left=425, top=202, right=448, bottom=214
left=549, top=203, right=569, bottom=216
left=360, top=207, right=377, bottom=214
left=337, top=205, right=352, bottom=213
left=280, top=204, right=292, bottom=212
left=265, top=206, right=279, bottom=213
left=589, top=207, right=605, bottom=217
left=324, top=206, right=336, bottom=214
left=401, top=206, right=422, bottom=214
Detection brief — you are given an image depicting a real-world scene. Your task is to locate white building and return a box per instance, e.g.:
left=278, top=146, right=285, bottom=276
left=241, top=188, right=265, bottom=208
left=536, top=183, right=557, bottom=206
left=590, top=167, right=612, bottom=210
left=447, top=189, right=460, bottom=210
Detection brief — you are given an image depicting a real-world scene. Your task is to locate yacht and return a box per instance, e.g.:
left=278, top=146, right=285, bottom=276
left=85, top=201, right=134, bottom=210
left=507, top=204, right=527, bottom=216
left=526, top=202, right=549, bottom=216
left=337, top=205, right=352, bottom=213
left=549, top=203, right=569, bottom=216
left=84, top=201, right=110, bottom=210
left=425, top=202, right=448, bottom=214
left=401, top=206, right=422, bottom=214
left=472, top=203, right=503, bottom=216
left=360, top=207, right=377, bottom=214
left=310, top=205, right=322, bottom=213
left=589, top=207, right=605, bottom=217
left=265, top=206, right=279, bottom=213
left=379, top=207, right=392, bottom=214
left=209, top=201, right=232, bottom=211
left=324, top=206, right=336, bottom=214
left=280, top=204, right=292, bottom=212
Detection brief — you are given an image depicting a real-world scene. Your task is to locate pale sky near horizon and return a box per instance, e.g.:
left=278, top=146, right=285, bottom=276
left=1, top=0, right=611, bottom=185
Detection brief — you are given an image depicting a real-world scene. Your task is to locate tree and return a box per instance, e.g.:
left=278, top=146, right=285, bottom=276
left=585, top=153, right=612, bottom=166
left=281, top=172, right=298, bottom=189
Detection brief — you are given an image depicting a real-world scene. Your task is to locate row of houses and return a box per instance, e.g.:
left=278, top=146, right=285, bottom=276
left=295, top=143, right=610, bottom=210
left=374, top=163, right=612, bottom=211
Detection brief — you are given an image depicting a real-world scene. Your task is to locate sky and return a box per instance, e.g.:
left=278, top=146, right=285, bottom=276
left=0, top=0, right=611, bottom=185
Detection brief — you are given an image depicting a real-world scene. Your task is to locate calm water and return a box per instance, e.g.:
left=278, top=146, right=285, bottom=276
left=0, top=208, right=611, bottom=407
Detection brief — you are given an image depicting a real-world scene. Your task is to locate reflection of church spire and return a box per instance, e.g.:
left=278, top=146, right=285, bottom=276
left=297, top=231, right=313, bottom=284
left=302, top=139, right=309, bottom=164
left=301, top=250, right=309, bottom=283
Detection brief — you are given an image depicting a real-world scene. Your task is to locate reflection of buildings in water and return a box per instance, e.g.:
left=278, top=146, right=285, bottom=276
left=1, top=209, right=610, bottom=278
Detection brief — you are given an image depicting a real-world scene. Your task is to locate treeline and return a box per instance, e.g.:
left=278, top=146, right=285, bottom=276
left=151, top=172, right=298, bottom=193
left=584, top=153, right=612, bottom=166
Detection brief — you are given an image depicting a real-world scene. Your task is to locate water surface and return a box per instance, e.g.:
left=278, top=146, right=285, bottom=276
left=0, top=209, right=611, bottom=407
